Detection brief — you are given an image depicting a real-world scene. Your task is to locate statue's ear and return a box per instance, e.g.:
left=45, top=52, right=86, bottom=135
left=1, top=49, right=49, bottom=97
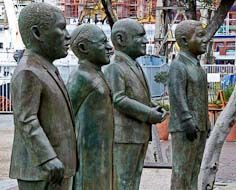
left=31, top=25, right=41, bottom=41
left=181, top=35, right=188, bottom=46
left=116, top=32, right=127, bottom=47
left=77, top=42, right=89, bottom=54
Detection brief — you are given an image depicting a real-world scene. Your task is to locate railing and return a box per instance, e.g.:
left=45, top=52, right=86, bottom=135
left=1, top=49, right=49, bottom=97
left=0, top=62, right=235, bottom=113
left=202, top=64, right=236, bottom=77
left=0, top=62, right=16, bottom=113
left=0, top=60, right=78, bottom=113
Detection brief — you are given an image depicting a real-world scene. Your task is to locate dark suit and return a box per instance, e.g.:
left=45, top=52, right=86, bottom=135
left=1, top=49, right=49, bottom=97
left=9, top=50, right=77, bottom=188
left=168, top=51, right=209, bottom=190
left=67, top=62, right=114, bottom=190
left=104, top=50, right=157, bottom=190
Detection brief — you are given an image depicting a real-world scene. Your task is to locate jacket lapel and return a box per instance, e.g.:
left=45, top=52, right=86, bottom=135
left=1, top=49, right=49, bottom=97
left=41, top=63, right=75, bottom=126
left=117, top=52, right=150, bottom=98
left=127, top=61, right=149, bottom=91
left=137, top=65, right=151, bottom=99
left=24, top=50, right=75, bottom=125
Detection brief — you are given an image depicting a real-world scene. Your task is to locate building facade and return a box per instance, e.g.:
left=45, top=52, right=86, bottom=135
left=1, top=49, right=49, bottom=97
left=60, top=0, right=156, bottom=20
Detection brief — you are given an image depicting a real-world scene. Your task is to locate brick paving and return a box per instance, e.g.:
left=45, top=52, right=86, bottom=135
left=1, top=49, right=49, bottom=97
left=0, top=114, right=235, bottom=190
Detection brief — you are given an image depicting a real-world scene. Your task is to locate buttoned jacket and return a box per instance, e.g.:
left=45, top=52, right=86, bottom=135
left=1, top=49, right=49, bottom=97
left=168, top=51, right=209, bottom=132
left=67, top=62, right=114, bottom=190
left=9, top=50, right=77, bottom=180
left=104, top=50, right=154, bottom=143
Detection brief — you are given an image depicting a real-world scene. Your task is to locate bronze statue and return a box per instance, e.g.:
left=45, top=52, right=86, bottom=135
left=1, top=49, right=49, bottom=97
left=9, top=3, right=77, bottom=190
left=67, top=24, right=114, bottom=190
left=103, top=18, right=164, bottom=190
left=168, top=20, right=210, bottom=190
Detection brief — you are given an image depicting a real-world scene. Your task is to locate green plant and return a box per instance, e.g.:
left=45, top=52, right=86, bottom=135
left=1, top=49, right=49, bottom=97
left=154, top=71, right=169, bottom=95
left=223, top=85, right=235, bottom=102
left=154, top=99, right=170, bottom=111
left=154, top=71, right=168, bottom=87
left=159, top=102, right=170, bottom=111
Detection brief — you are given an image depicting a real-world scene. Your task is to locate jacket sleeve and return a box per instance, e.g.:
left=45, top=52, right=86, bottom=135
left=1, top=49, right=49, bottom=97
left=104, top=64, right=152, bottom=123
left=12, top=70, right=57, bottom=166
left=168, top=62, right=193, bottom=122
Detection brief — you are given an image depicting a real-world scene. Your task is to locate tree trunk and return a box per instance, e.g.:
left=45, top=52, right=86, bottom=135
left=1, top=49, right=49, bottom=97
left=101, top=0, right=117, bottom=28
left=199, top=85, right=236, bottom=190
left=158, top=0, right=175, bottom=56
left=206, top=0, right=235, bottom=40
left=199, top=2, right=236, bottom=189
left=154, top=0, right=164, bottom=55
left=185, top=0, right=197, bottom=20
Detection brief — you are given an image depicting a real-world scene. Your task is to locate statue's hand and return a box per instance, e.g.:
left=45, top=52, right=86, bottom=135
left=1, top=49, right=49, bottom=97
left=148, top=108, right=162, bottom=124
left=42, top=158, right=64, bottom=185
left=182, top=119, right=199, bottom=141
left=155, top=106, right=169, bottom=122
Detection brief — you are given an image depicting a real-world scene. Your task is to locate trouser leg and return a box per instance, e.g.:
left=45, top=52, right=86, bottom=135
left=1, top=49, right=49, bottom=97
left=18, top=177, right=73, bottom=190
left=191, top=131, right=207, bottom=189
left=113, top=142, right=148, bottom=190
left=134, top=142, right=148, bottom=190
left=170, top=132, right=203, bottom=190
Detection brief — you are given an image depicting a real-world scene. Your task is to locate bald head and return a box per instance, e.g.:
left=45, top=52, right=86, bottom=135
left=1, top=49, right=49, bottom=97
left=175, top=20, right=203, bottom=48
left=18, top=3, right=63, bottom=48
left=71, top=24, right=105, bottom=58
left=71, top=24, right=103, bottom=45
left=111, top=18, right=147, bottom=58
left=111, top=18, right=143, bottom=49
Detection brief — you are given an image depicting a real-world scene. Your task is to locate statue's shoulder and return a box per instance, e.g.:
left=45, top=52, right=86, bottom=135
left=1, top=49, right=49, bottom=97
left=68, top=65, right=99, bottom=90
left=12, top=54, right=42, bottom=81
left=170, top=54, right=187, bottom=68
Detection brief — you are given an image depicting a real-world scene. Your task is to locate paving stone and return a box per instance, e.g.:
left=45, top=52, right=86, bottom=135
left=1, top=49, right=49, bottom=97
left=1, top=114, right=235, bottom=190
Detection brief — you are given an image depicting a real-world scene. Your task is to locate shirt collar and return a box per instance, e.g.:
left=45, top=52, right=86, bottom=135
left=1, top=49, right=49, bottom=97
left=114, top=50, right=137, bottom=65
left=178, top=50, right=200, bottom=66
left=79, top=59, right=102, bottom=72
left=24, top=49, right=58, bottom=73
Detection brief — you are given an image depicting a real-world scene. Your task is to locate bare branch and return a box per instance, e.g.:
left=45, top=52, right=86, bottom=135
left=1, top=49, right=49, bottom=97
left=200, top=85, right=236, bottom=190
left=101, top=0, right=118, bottom=28
left=185, top=0, right=197, bottom=20
left=206, top=0, right=235, bottom=40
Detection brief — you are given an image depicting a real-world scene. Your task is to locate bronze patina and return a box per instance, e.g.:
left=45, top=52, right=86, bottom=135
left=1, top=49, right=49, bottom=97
left=104, top=18, right=164, bottom=190
left=9, top=3, right=77, bottom=190
left=67, top=24, right=114, bottom=190
left=168, top=20, right=210, bottom=190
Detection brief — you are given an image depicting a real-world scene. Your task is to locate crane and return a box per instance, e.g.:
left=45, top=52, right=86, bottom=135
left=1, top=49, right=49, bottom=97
left=3, top=0, right=24, bottom=50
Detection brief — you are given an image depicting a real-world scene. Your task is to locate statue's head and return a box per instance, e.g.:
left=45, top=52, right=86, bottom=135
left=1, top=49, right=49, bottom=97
left=70, top=24, right=112, bottom=66
left=18, top=3, right=71, bottom=62
left=175, top=20, right=208, bottom=56
left=111, top=18, right=148, bottom=59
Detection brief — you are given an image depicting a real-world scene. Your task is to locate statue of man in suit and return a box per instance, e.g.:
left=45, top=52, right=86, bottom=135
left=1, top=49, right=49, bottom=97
left=104, top=18, right=164, bottom=190
left=168, top=20, right=210, bottom=190
left=9, top=3, right=77, bottom=190
left=67, top=24, right=113, bottom=190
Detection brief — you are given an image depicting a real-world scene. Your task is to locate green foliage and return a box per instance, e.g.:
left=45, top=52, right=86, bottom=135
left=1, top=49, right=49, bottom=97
left=212, top=99, right=222, bottom=106
left=154, top=99, right=170, bottom=111
left=208, top=82, right=221, bottom=103
left=154, top=71, right=168, bottom=85
left=160, top=103, right=170, bottom=111
left=198, top=0, right=217, bottom=9
left=223, top=85, right=235, bottom=102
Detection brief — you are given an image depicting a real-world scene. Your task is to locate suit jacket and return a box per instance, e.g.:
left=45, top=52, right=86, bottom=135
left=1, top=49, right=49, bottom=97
left=168, top=51, right=209, bottom=132
left=9, top=50, right=77, bottom=181
left=67, top=62, right=114, bottom=190
left=104, top=50, right=154, bottom=143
